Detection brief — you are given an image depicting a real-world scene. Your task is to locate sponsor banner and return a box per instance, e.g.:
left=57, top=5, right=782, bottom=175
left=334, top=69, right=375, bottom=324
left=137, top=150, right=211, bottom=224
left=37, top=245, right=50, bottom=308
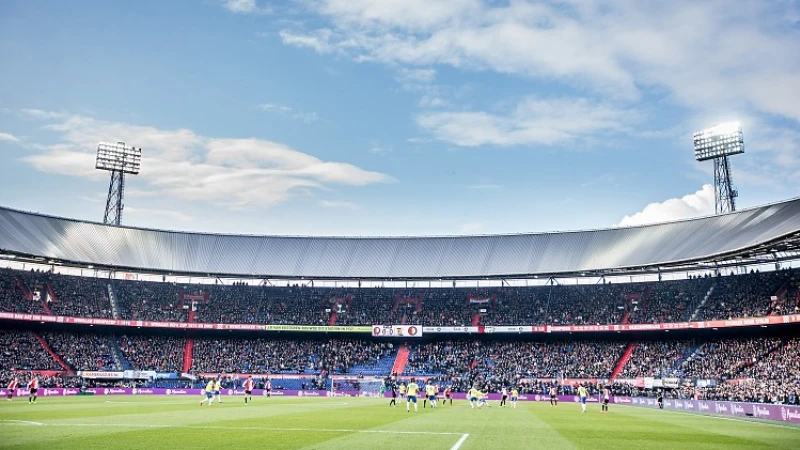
left=265, top=325, right=371, bottom=333
left=372, top=325, right=423, bottom=338
left=1, top=311, right=799, bottom=335
left=78, top=371, right=124, bottom=379
left=123, top=370, right=157, bottom=380
left=626, top=397, right=800, bottom=424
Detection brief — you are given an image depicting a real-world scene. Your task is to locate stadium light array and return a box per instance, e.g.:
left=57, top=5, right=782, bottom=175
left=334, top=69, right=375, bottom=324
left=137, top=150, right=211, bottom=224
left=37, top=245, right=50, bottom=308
left=95, top=142, right=142, bottom=174
left=693, top=121, right=744, bottom=162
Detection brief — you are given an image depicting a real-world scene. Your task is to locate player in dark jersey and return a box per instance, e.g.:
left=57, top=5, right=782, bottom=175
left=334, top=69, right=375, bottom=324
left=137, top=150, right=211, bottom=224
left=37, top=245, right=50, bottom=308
left=389, top=384, right=397, bottom=407
left=549, top=386, right=558, bottom=407
left=657, top=391, right=664, bottom=409
left=444, top=386, right=452, bottom=406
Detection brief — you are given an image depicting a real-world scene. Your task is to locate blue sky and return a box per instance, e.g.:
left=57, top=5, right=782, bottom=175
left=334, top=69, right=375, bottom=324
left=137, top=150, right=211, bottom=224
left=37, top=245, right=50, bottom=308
left=1, top=0, right=799, bottom=236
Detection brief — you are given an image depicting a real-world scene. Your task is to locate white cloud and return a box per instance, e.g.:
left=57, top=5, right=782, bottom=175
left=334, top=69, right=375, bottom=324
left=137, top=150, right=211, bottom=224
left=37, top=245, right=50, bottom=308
left=0, top=132, right=20, bottom=142
left=221, top=0, right=269, bottom=15
left=21, top=109, right=66, bottom=119
left=618, top=185, right=715, bottom=227
left=417, top=97, right=637, bottom=147
left=22, top=111, right=389, bottom=208
left=278, top=30, right=334, bottom=54
left=282, top=0, right=800, bottom=122
left=319, top=200, right=359, bottom=209
left=257, top=103, right=318, bottom=123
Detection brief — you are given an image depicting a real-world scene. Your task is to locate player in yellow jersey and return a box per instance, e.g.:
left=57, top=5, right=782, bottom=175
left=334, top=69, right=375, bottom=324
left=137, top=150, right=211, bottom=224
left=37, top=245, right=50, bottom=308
left=510, top=388, right=519, bottom=409
left=406, top=378, right=419, bottom=412
left=200, top=379, right=215, bottom=407
left=468, top=386, right=479, bottom=409
left=399, top=383, right=406, bottom=400
left=425, top=384, right=437, bottom=409
left=214, top=375, right=223, bottom=404
left=577, top=384, right=588, bottom=413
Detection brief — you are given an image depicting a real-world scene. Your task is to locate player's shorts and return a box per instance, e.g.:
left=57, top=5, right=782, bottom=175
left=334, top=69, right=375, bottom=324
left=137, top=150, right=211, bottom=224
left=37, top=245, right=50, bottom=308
left=30, top=389, right=37, bottom=395
left=213, top=390, right=220, bottom=395
left=502, top=395, right=508, bottom=400
left=429, top=395, right=436, bottom=401
left=206, top=392, right=213, bottom=399
left=245, top=390, right=252, bottom=395
left=470, top=397, right=478, bottom=402
left=511, top=396, right=517, bottom=402
left=407, top=395, right=417, bottom=403
left=550, top=394, right=557, bottom=399
left=580, top=396, right=586, bottom=404
left=603, top=398, right=609, bottom=405
left=445, top=394, right=451, bottom=399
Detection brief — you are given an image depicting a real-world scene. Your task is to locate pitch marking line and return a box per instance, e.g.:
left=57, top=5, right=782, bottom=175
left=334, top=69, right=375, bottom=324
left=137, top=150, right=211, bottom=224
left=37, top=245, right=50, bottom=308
left=1, top=420, right=44, bottom=426
left=618, top=405, right=800, bottom=431
left=450, top=433, right=470, bottom=450
left=0, top=422, right=467, bottom=436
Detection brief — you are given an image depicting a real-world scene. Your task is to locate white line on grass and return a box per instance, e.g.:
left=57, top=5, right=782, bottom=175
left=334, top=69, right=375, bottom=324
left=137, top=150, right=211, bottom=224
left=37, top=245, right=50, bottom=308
left=450, top=433, right=469, bottom=450
left=618, top=405, right=800, bottom=431
left=0, top=422, right=466, bottom=436
left=1, top=420, right=44, bottom=426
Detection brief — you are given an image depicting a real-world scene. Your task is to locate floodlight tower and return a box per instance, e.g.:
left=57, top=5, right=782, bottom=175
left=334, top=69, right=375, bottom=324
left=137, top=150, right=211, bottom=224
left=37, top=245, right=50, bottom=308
left=693, top=122, right=744, bottom=214
left=95, top=141, right=142, bottom=226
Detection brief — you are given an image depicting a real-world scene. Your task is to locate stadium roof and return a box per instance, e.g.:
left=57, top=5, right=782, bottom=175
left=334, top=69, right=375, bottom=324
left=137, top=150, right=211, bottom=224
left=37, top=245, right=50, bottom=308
left=1, top=199, right=800, bottom=280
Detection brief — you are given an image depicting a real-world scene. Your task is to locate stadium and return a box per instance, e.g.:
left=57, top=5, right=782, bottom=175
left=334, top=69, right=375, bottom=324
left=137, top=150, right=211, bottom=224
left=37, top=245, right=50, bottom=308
left=3, top=1, right=800, bottom=449
left=1, top=200, right=800, bottom=448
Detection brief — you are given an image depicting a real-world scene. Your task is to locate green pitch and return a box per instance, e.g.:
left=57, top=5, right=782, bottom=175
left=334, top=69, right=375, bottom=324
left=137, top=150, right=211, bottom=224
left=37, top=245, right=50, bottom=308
left=1, top=396, right=799, bottom=449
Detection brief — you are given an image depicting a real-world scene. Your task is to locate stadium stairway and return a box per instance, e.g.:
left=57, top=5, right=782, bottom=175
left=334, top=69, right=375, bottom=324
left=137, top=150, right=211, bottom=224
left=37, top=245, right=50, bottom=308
left=33, top=332, right=75, bottom=375
left=16, top=276, right=34, bottom=301
left=110, top=335, right=132, bottom=370
left=471, top=313, right=481, bottom=326
left=610, top=342, right=636, bottom=381
left=391, top=345, right=410, bottom=375
left=107, top=283, right=121, bottom=319
left=689, top=278, right=716, bottom=321
left=183, top=309, right=195, bottom=373
left=329, top=311, right=337, bottom=325
left=45, top=281, right=59, bottom=305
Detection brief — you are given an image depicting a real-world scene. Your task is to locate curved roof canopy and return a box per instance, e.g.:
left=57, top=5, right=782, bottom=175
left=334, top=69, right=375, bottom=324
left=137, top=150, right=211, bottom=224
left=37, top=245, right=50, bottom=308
left=1, top=199, right=799, bottom=280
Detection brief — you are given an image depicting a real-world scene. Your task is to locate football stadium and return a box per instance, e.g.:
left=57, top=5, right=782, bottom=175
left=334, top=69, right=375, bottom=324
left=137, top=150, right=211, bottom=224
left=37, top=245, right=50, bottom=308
left=2, top=1, right=800, bottom=449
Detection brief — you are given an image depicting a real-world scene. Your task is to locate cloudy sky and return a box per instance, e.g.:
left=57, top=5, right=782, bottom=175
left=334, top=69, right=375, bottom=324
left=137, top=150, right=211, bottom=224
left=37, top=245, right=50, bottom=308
left=1, top=0, right=798, bottom=236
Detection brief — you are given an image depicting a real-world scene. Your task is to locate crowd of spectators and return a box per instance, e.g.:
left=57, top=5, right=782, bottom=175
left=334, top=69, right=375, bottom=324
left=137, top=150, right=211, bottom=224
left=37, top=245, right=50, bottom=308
left=679, top=338, right=784, bottom=381
left=114, top=280, right=186, bottom=322
left=190, top=338, right=395, bottom=376
left=2, top=267, right=799, bottom=327
left=41, top=332, right=119, bottom=372
left=696, top=270, right=791, bottom=320
left=47, top=275, right=112, bottom=318
left=405, top=340, right=625, bottom=393
left=0, top=269, right=48, bottom=314
left=618, top=341, right=695, bottom=378
left=0, top=330, right=62, bottom=371
left=119, top=335, right=184, bottom=372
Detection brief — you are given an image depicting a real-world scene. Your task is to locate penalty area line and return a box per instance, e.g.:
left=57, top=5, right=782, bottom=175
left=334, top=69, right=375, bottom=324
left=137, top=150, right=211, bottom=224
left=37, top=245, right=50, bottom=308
left=451, top=433, right=470, bottom=450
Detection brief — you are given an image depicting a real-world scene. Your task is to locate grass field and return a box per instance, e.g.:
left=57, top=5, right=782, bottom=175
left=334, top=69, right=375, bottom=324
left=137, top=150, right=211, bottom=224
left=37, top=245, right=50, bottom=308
left=1, top=396, right=799, bottom=449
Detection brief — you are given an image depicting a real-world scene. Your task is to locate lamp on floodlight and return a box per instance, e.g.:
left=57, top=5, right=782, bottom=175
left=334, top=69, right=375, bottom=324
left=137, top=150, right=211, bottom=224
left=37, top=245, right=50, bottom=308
left=693, top=121, right=744, bottom=214
left=95, top=141, right=142, bottom=226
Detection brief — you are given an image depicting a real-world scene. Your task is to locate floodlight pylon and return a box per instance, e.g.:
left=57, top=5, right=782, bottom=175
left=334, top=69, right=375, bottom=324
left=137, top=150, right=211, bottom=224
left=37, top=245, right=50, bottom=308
left=95, top=141, right=142, bottom=226
left=713, top=154, right=737, bottom=214
left=693, top=122, right=743, bottom=214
